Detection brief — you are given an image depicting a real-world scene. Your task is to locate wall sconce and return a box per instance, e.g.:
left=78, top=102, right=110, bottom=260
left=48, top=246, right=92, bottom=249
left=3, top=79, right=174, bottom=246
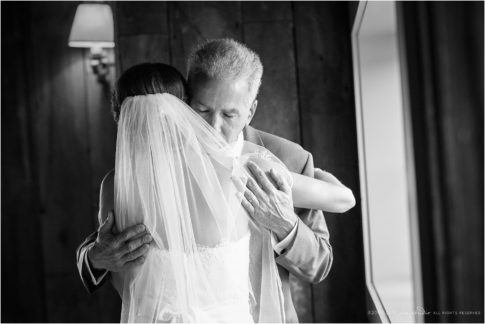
left=69, top=3, right=114, bottom=83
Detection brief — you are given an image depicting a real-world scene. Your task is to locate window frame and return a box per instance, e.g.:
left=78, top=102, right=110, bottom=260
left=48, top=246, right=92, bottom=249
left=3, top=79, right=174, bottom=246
left=351, top=1, right=424, bottom=322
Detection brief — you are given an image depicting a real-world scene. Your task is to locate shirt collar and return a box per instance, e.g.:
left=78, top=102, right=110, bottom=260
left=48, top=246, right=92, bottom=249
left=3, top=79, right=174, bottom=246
left=228, top=132, right=245, bottom=157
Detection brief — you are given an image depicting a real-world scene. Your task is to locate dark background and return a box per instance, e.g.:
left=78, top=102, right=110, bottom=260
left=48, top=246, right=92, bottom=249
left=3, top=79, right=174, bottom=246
left=1, top=1, right=483, bottom=323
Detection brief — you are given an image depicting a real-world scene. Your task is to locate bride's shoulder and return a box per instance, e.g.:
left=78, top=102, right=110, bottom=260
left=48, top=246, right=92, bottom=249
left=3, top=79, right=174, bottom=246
left=253, top=129, right=310, bottom=173
left=256, top=129, right=306, bottom=155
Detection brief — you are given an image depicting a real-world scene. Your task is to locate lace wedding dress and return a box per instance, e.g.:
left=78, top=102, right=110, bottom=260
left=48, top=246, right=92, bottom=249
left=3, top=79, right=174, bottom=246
left=152, top=232, right=252, bottom=322
left=111, top=94, right=290, bottom=323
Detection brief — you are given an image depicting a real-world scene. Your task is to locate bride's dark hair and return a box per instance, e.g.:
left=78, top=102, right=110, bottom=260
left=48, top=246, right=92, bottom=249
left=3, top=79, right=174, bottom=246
left=111, top=63, right=188, bottom=123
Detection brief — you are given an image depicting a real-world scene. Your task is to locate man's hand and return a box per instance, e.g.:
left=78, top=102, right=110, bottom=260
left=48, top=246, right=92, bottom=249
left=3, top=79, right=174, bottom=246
left=240, top=161, right=297, bottom=241
left=87, top=211, right=153, bottom=272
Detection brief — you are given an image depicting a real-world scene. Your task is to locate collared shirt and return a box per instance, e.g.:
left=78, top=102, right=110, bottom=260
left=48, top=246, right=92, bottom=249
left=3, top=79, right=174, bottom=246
left=228, top=131, right=245, bottom=157
left=84, top=131, right=297, bottom=284
left=83, top=241, right=108, bottom=285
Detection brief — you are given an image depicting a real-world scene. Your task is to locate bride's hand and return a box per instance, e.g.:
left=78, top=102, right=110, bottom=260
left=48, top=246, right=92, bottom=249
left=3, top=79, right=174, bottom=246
left=87, top=211, right=153, bottom=272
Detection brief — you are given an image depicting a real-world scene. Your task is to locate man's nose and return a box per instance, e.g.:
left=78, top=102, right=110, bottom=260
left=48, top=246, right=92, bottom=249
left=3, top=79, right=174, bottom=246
left=208, top=114, right=223, bottom=133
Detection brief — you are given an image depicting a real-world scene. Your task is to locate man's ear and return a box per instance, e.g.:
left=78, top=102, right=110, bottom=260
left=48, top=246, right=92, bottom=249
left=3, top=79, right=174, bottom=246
left=247, top=99, right=258, bottom=125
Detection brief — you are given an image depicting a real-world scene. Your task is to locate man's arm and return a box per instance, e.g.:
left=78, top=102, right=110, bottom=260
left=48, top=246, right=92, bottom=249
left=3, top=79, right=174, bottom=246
left=275, top=209, right=333, bottom=283
left=76, top=213, right=152, bottom=294
left=76, top=231, right=110, bottom=294
left=77, top=208, right=153, bottom=294
left=242, top=152, right=333, bottom=284
left=76, top=169, right=154, bottom=294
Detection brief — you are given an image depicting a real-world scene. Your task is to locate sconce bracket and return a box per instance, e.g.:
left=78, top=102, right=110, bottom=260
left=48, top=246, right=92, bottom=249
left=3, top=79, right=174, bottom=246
left=89, top=51, right=114, bottom=84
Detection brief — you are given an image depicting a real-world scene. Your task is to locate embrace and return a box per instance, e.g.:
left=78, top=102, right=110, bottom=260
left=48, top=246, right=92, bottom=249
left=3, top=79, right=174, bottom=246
left=76, top=38, right=355, bottom=323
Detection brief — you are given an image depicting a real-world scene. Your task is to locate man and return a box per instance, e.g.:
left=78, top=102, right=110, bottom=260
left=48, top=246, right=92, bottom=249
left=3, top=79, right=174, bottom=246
left=77, top=38, right=333, bottom=323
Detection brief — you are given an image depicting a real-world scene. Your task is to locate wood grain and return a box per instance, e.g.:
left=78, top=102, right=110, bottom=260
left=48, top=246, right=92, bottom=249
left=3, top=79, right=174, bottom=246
left=115, top=2, right=170, bottom=72
left=169, top=2, right=242, bottom=75
left=116, top=2, right=169, bottom=37
left=294, top=2, right=367, bottom=322
left=243, top=21, right=301, bottom=143
left=242, top=2, right=292, bottom=23
left=1, top=3, right=47, bottom=321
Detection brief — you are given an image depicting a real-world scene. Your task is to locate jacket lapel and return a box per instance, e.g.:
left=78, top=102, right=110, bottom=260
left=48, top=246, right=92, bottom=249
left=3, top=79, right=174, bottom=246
left=243, top=125, right=264, bottom=147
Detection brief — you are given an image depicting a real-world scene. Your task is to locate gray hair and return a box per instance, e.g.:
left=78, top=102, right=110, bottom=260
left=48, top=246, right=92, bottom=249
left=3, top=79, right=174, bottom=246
left=187, top=38, right=263, bottom=104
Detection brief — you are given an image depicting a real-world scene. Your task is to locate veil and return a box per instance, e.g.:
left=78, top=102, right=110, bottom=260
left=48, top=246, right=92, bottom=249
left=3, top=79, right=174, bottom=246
left=112, top=93, right=290, bottom=323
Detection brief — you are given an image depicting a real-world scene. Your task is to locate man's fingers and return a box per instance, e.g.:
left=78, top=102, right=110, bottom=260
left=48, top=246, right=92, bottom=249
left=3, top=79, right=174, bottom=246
left=116, top=224, right=147, bottom=245
left=123, top=256, right=146, bottom=270
left=270, top=168, right=291, bottom=195
left=99, top=211, right=114, bottom=234
left=122, top=243, right=150, bottom=263
left=241, top=198, right=255, bottom=216
left=237, top=192, right=254, bottom=216
left=121, top=233, right=152, bottom=255
left=128, top=229, right=151, bottom=243
left=244, top=188, right=259, bottom=208
left=247, top=161, right=275, bottom=194
left=246, top=177, right=267, bottom=201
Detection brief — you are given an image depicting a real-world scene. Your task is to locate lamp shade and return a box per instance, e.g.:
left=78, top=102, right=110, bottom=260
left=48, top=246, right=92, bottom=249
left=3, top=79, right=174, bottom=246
left=69, top=4, right=114, bottom=48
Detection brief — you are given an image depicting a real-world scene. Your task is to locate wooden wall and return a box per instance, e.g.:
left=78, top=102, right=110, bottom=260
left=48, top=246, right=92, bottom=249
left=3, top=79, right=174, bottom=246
left=2, top=1, right=367, bottom=322
left=2, top=2, right=120, bottom=322
left=293, top=3, right=366, bottom=321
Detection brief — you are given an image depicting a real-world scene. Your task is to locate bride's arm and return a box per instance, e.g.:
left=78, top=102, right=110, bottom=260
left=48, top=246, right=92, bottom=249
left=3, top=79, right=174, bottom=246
left=291, top=170, right=355, bottom=213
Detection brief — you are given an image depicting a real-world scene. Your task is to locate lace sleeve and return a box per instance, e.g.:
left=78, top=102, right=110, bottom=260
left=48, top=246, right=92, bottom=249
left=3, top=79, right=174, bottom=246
left=239, top=144, right=293, bottom=188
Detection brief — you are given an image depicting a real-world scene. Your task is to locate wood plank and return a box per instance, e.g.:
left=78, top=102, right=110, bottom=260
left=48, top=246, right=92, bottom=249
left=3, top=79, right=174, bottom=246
left=118, top=34, right=170, bottom=71
left=33, top=15, right=93, bottom=277
left=169, top=2, right=242, bottom=75
left=242, top=2, right=292, bottom=23
left=116, top=2, right=168, bottom=37
left=45, top=274, right=101, bottom=322
left=3, top=2, right=131, bottom=322
left=1, top=3, right=47, bottom=321
left=293, top=2, right=367, bottom=322
left=243, top=21, right=301, bottom=144
left=27, top=3, right=101, bottom=321
left=115, top=2, right=170, bottom=72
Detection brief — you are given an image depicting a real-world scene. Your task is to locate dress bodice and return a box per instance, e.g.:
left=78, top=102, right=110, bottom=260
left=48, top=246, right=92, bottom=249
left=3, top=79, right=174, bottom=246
left=113, top=232, right=253, bottom=323
left=155, top=232, right=252, bottom=322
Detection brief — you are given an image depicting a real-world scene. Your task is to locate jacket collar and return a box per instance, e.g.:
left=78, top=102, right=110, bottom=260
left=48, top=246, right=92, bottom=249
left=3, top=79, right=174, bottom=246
left=243, top=125, right=264, bottom=147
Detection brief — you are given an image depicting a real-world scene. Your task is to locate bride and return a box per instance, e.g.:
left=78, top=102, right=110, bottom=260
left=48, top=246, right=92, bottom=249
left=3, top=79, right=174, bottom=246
left=100, top=63, right=355, bottom=323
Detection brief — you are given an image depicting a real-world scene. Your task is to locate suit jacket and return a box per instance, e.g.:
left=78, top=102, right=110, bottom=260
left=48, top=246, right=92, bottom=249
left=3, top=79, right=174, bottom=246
left=76, top=125, right=333, bottom=323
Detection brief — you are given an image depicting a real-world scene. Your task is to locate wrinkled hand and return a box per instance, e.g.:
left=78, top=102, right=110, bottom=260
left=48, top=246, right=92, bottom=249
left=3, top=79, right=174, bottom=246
left=238, top=161, right=297, bottom=241
left=87, top=211, right=153, bottom=272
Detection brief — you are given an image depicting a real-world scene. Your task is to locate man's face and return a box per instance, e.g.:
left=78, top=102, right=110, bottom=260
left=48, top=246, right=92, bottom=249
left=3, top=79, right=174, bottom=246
left=189, top=77, right=257, bottom=143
